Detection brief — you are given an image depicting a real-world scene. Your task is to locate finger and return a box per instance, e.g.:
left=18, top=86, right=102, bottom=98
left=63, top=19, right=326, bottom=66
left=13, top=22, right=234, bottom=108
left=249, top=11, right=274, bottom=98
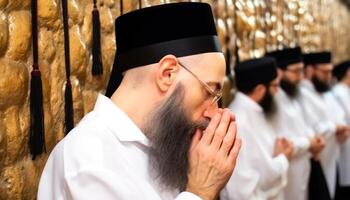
left=190, top=129, right=203, bottom=151
left=219, top=122, right=237, bottom=156
left=201, top=113, right=222, bottom=145
left=230, top=112, right=236, bottom=122
left=228, top=137, right=242, bottom=165
left=281, top=138, right=288, bottom=143
left=316, top=137, right=321, bottom=143
left=211, top=109, right=231, bottom=150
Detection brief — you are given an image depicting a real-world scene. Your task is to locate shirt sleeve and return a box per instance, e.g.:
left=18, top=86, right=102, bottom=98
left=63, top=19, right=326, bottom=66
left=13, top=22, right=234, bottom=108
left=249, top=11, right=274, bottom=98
left=298, top=89, right=337, bottom=139
left=290, top=136, right=311, bottom=157
left=175, top=192, right=202, bottom=200
left=221, top=132, right=261, bottom=200
left=65, top=169, right=204, bottom=200
left=64, top=169, right=144, bottom=200
left=225, top=123, right=289, bottom=200
left=248, top=133, right=289, bottom=198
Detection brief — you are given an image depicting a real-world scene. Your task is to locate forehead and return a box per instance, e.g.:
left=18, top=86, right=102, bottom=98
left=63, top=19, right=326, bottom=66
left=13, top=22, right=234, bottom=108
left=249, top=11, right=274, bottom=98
left=286, top=62, right=304, bottom=70
left=316, top=63, right=333, bottom=71
left=271, top=75, right=280, bottom=84
left=182, top=52, right=226, bottom=82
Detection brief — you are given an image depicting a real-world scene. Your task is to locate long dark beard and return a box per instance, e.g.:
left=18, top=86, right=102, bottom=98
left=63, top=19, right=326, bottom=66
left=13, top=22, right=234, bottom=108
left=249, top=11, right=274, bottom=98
left=260, top=89, right=277, bottom=118
left=146, top=84, right=209, bottom=191
left=280, top=78, right=299, bottom=98
left=312, top=76, right=330, bottom=93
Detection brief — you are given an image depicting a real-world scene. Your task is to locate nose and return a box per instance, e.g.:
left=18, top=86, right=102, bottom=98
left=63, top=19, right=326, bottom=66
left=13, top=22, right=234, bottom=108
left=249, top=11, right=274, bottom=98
left=203, top=101, right=220, bottom=119
left=297, top=71, right=304, bottom=81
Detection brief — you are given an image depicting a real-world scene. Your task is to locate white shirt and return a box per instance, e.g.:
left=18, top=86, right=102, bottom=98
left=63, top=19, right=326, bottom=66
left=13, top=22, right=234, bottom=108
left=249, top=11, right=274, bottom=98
left=221, top=92, right=289, bottom=200
left=271, top=89, right=313, bottom=200
left=37, top=94, right=201, bottom=200
left=297, top=80, right=339, bottom=198
left=332, top=83, right=350, bottom=186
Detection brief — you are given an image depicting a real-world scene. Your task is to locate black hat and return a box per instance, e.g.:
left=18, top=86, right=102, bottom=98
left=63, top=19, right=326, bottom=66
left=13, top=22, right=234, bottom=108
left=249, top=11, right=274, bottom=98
left=234, top=57, right=278, bottom=93
left=303, top=52, right=332, bottom=66
left=265, top=47, right=302, bottom=69
left=105, top=2, right=222, bottom=97
left=333, top=60, right=350, bottom=80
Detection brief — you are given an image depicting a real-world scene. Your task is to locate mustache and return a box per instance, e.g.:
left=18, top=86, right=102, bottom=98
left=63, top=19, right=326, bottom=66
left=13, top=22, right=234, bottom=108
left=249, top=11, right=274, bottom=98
left=194, top=118, right=210, bottom=131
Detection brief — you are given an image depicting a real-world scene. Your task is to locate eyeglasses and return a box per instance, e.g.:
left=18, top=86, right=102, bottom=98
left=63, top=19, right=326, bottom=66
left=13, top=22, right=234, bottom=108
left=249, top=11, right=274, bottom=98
left=177, top=60, right=222, bottom=105
left=269, top=82, right=280, bottom=88
left=286, top=68, right=304, bottom=74
left=315, top=68, right=333, bottom=75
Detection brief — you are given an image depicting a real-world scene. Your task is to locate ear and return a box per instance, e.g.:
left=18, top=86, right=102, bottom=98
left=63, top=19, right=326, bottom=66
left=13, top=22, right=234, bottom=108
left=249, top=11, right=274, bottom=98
left=254, top=84, right=267, bottom=102
left=156, top=55, right=180, bottom=93
left=305, top=64, right=314, bottom=79
left=277, top=68, right=283, bottom=78
left=346, top=68, right=350, bottom=79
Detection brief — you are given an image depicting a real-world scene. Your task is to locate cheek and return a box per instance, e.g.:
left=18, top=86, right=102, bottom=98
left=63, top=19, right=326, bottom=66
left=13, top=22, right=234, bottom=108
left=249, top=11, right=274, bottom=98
left=286, top=73, right=298, bottom=82
left=270, top=87, right=278, bottom=95
left=183, top=88, right=208, bottom=121
left=315, top=72, right=323, bottom=80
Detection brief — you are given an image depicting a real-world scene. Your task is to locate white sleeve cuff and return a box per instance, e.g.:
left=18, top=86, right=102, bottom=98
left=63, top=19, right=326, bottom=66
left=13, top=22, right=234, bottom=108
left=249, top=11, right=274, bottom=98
left=175, top=192, right=203, bottom=200
left=275, top=154, right=289, bottom=173
left=274, top=154, right=289, bottom=187
left=291, top=136, right=311, bottom=156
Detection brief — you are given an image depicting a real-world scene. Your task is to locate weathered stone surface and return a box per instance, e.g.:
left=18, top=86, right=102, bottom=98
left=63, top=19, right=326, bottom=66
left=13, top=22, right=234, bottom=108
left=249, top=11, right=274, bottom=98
left=0, top=12, right=8, bottom=56
left=3, top=107, right=26, bottom=165
left=142, top=0, right=164, bottom=7
left=6, top=11, right=31, bottom=61
left=21, top=157, right=44, bottom=200
left=0, top=59, right=29, bottom=109
left=0, top=0, right=119, bottom=199
left=71, top=76, right=84, bottom=125
left=217, top=18, right=227, bottom=50
left=37, top=0, right=60, bottom=30
left=0, top=1, right=349, bottom=200
left=0, top=0, right=8, bottom=10
left=38, top=28, right=56, bottom=63
left=69, top=25, right=88, bottom=80
left=6, top=0, right=30, bottom=10
left=69, top=0, right=83, bottom=25
left=1, top=165, right=24, bottom=200
left=100, top=6, right=114, bottom=34
left=0, top=115, right=6, bottom=169
left=124, top=0, right=139, bottom=13
left=82, top=90, right=98, bottom=115
left=49, top=59, right=65, bottom=124
left=18, top=102, right=30, bottom=157
left=81, top=3, right=93, bottom=47
left=104, top=0, right=116, bottom=8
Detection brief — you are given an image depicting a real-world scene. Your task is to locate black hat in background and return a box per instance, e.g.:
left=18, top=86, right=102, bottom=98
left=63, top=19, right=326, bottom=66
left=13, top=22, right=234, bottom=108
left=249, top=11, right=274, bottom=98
left=333, top=60, right=350, bottom=81
left=234, top=57, right=278, bottom=93
left=303, top=52, right=332, bottom=66
left=265, top=47, right=303, bottom=70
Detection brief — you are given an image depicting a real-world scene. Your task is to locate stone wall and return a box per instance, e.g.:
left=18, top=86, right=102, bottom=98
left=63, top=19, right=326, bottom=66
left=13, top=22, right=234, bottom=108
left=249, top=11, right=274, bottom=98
left=0, top=0, right=350, bottom=199
left=0, top=0, right=121, bottom=199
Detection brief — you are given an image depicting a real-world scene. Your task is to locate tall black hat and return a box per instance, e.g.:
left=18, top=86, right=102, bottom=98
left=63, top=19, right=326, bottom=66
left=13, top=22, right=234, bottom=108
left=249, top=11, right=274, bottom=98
left=265, top=47, right=303, bottom=69
left=105, top=2, right=222, bottom=97
left=234, top=57, right=278, bottom=92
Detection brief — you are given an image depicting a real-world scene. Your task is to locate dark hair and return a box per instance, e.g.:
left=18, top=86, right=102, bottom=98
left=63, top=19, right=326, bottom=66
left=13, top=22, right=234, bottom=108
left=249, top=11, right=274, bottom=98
left=236, top=81, right=269, bottom=95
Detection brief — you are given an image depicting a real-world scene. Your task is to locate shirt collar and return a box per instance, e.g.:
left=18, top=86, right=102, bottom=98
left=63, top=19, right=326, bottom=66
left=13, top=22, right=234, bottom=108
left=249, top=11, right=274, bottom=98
left=339, top=82, right=350, bottom=91
left=93, top=94, right=150, bottom=146
left=300, top=79, right=314, bottom=91
left=235, top=92, right=263, bottom=113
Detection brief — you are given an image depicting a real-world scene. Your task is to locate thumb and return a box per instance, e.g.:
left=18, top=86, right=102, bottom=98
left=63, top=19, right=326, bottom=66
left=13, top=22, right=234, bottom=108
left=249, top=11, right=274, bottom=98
left=190, top=129, right=203, bottom=151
